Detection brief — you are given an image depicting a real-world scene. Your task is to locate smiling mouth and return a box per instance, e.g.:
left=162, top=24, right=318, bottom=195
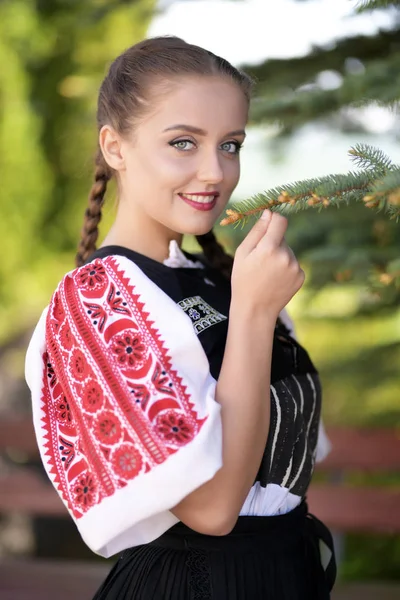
left=178, top=193, right=219, bottom=212
left=179, top=193, right=219, bottom=203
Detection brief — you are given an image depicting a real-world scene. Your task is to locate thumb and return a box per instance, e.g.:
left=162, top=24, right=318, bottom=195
left=237, top=210, right=272, bottom=256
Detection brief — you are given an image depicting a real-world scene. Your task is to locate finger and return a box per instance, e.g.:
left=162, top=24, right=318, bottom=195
left=237, top=210, right=272, bottom=255
left=257, top=213, right=288, bottom=250
left=279, top=239, right=296, bottom=261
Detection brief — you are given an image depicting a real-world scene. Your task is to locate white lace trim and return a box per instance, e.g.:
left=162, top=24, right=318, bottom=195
left=163, top=240, right=205, bottom=269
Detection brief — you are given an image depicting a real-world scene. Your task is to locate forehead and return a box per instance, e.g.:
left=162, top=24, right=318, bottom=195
left=140, top=76, right=249, bottom=134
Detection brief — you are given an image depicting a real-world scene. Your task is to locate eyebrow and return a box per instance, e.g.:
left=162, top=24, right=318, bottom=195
left=163, top=124, right=246, bottom=137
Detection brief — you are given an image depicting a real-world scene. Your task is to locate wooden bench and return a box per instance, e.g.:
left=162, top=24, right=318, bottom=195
left=0, top=417, right=399, bottom=598
left=0, top=559, right=110, bottom=600
left=1, top=418, right=399, bottom=531
left=311, top=427, right=400, bottom=533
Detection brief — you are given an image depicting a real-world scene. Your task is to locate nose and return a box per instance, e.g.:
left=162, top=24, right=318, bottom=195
left=197, top=149, right=224, bottom=184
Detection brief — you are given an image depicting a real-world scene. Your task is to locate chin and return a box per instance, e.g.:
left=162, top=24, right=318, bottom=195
left=180, top=209, right=224, bottom=237
left=183, top=221, right=217, bottom=237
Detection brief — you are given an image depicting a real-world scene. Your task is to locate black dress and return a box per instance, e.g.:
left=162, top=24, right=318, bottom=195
left=85, top=245, right=336, bottom=600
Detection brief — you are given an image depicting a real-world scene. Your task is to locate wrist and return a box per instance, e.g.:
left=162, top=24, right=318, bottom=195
left=229, top=299, right=277, bottom=331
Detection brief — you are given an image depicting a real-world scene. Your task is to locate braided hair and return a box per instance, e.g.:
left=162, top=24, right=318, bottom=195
left=195, top=230, right=234, bottom=280
left=76, top=150, right=112, bottom=267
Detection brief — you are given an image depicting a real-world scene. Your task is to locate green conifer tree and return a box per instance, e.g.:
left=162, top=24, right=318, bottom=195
left=222, top=0, right=400, bottom=307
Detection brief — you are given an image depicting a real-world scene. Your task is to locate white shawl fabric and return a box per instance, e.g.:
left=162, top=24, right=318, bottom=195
left=26, top=255, right=223, bottom=557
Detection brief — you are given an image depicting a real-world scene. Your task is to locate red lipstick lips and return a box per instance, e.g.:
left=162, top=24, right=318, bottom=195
left=178, top=191, right=220, bottom=212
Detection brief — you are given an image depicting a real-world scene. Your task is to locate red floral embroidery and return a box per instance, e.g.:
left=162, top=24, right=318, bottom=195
left=107, top=283, right=131, bottom=316
left=112, top=443, right=143, bottom=480
left=59, top=436, right=75, bottom=470
left=77, top=261, right=107, bottom=291
left=112, top=331, right=147, bottom=368
left=128, top=383, right=150, bottom=409
left=93, top=411, right=122, bottom=445
left=82, top=380, right=104, bottom=412
left=152, top=362, right=175, bottom=396
left=83, top=302, right=107, bottom=332
left=52, top=292, right=65, bottom=322
left=46, top=362, right=57, bottom=388
left=69, top=349, right=90, bottom=381
left=56, top=396, right=73, bottom=425
left=156, top=411, right=194, bottom=446
left=42, top=255, right=206, bottom=520
left=73, top=472, right=97, bottom=510
left=59, top=322, right=73, bottom=351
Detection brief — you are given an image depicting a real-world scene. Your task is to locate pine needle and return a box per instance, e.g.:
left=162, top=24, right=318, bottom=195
left=355, top=0, right=400, bottom=13
left=348, top=144, right=397, bottom=173
left=220, top=145, right=400, bottom=226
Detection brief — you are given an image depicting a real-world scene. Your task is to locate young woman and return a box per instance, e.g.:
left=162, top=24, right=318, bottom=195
left=25, top=36, right=336, bottom=599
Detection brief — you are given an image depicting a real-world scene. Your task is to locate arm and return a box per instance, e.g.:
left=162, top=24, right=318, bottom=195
left=172, top=305, right=275, bottom=535
left=172, top=211, right=305, bottom=535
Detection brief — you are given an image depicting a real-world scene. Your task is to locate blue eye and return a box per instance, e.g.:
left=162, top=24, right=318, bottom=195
left=169, top=139, right=195, bottom=151
left=221, top=141, right=242, bottom=154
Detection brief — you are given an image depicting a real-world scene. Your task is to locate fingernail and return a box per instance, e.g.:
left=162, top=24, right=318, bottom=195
left=261, top=209, right=270, bottom=220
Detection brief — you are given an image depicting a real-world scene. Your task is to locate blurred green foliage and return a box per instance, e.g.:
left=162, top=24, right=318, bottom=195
left=0, top=0, right=155, bottom=342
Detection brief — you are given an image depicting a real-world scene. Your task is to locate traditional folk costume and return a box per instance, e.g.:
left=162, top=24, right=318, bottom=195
left=25, top=242, right=336, bottom=599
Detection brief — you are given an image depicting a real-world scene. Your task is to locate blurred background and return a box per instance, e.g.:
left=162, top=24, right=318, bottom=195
left=0, top=0, right=399, bottom=598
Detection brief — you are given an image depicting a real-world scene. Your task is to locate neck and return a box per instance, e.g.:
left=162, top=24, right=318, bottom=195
left=101, top=206, right=183, bottom=263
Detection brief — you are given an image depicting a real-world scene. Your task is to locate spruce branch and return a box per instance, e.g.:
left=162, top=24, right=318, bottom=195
left=371, top=169, right=400, bottom=195
left=348, top=143, right=396, bottom=173
left=355, top=0, right=400, bottom=13
left=220, top=146, right=400, bottom=227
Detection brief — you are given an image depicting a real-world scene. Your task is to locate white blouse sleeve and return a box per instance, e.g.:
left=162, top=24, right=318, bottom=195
left=25, top=255, right=222, bottom=558
left=279, top=307, right=331, bottom=464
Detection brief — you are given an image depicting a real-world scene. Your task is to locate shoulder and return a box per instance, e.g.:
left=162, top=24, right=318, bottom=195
left=50, top=254, right=158, bottom=312
left=44, top=255, right=178, bottom=370
left=45, top=254, right=202, bottom=364
left=47, top=254, right=172, bottom=333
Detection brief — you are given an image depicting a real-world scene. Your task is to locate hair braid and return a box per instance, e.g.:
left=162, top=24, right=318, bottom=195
left=76, top=150, right=112, bottom=267
left=195, top=230, right=234, bottom=280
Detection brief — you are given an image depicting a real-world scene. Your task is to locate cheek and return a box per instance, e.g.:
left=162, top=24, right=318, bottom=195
left=142, top=147, right=195, bottom=180
left=157, top=155, right=196, bottom=186
left=224, top=159, right=240, bottom=190
left=130, top=149, right=193, bottom=191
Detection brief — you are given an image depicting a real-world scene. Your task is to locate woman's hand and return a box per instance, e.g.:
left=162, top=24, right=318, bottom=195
left=231, top=210, right=305, bottom=320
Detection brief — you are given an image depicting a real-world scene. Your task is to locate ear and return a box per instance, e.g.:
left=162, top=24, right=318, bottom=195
left=99, top=125, right=125, bottom=172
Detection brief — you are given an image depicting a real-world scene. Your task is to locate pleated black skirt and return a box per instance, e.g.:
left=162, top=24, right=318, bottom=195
left=92, top=501, right=336, bottom=600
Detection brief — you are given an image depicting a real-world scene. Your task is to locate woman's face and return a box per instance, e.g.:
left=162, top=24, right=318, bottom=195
left=103, top=76, right=249, bottom=245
